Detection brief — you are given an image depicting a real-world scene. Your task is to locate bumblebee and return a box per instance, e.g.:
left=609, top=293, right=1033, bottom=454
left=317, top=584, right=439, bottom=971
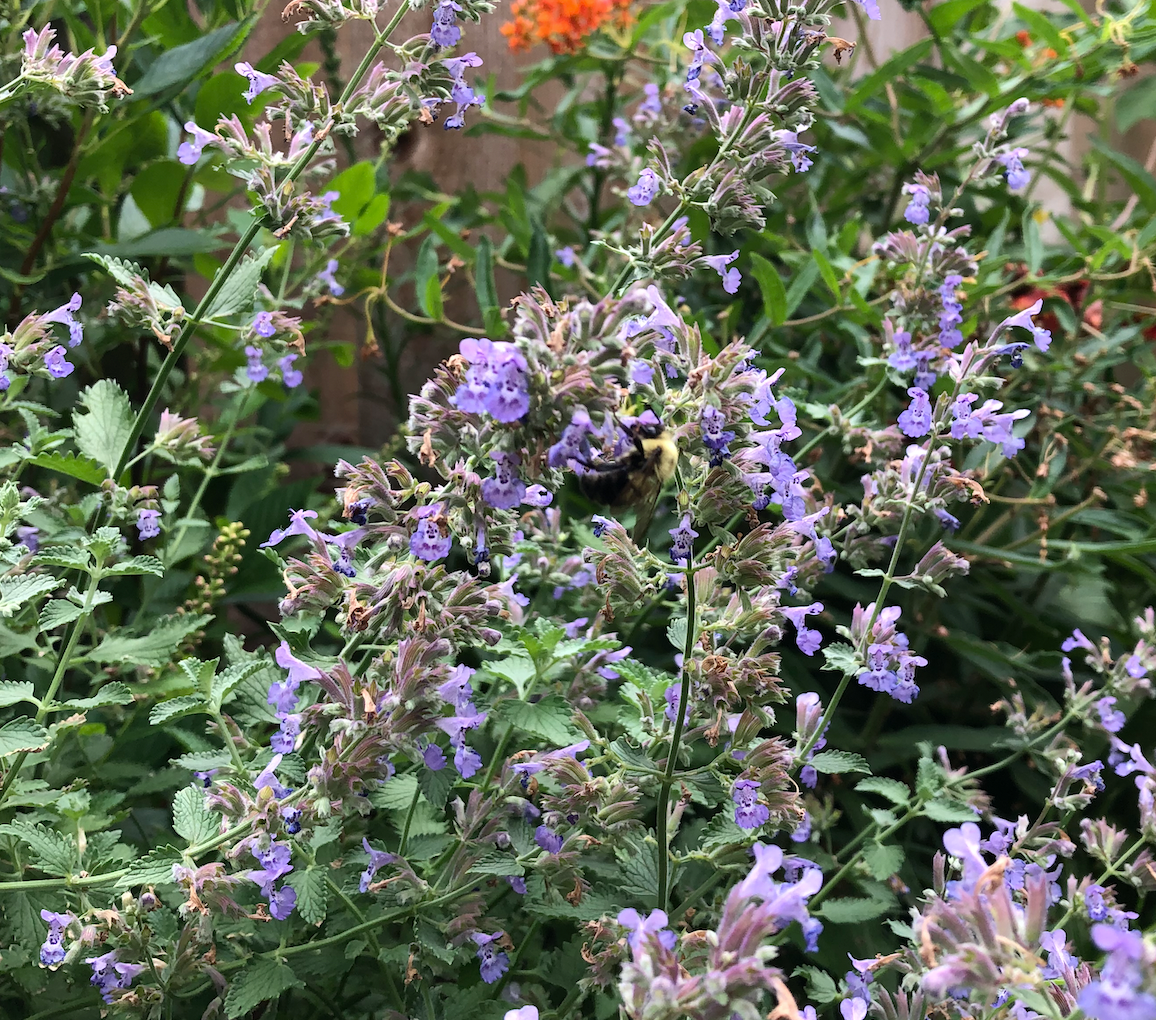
left=578, top=416, right=678, bottom=543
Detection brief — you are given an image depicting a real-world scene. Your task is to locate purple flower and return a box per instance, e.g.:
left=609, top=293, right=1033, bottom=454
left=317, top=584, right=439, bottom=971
left=86, top=951, right=144, bottom=1004
left=443, top=78, right=483, bottom=130
left=253, top=311, right=276, bottom=338
left=430, top=0, right=463, bottom=47
left=781, top=602, right=824, bottom=655
left=1098, top=696, right=1126, bottom=733
left=268, top=884, right=297, bottom=920
left=42, top=293, right=83, bottom=347
left=548, top=409, right=594, bottom=468
left=700, top=406, right=736, bottom=464
left=270, top=713, right=300, bottom=753
left=629, top=360, right=654, bottom=386
left=703, top=250, right=741, bottom=294
left=453, top=338, right=530, bottom=423
left=1085, top=884, right=1109, bottom=921
left=534, top=825, right=563, bottom=853
left=902, top=183, right=931, bottom=225
left=245, top=345, right=267, bottom=383
left=279, top=354, right=303, bottom=388
left=275, top=640, right=322, bottom=685
left=942, top=822, right=987, bottom=893
left=472, top=932, right=509, bottom=984
left=178, top=121, right=217, bottom=165
left=235, top=62, right=279, bottom=104
left=732, top=779, right=769, bottom=830
left=618, top=908, right=677, bottom=953
left=409, top=504, right=452, bottom=562
left=255, top=755, right=291, bottom=798
left=423, top=743, right=447, bottom=770
left=136, top=508, right=160, bottom=540
left=897, top=387, right=932, bottom=437
left=481, top=451, right=527, bottom=510
left=997, top=147, right=1031, bottom=191
left=627, top=168, right=660, bottom=206
left=506, top=875, right=527, bottom=894
left=777, top=130, right=816, bottom=172
left=591, top=514, right=611, bottom=538
left=852, top=0, right=880, bottom=17
left=996, top=298, right=1051, bottom=352
left=888, top=330, right=916, bottom=371
left=262, top=509, right=319, bottom=548
left=44, top=345, right=73, bottom=378
left=555, top=246, right=576, bottom=267
left=938, top=274, right=964, bottom=349
left=1078, top=925, right=1156, bottom=1020
left=669, top=515, right=698, bottom=565
left=454, top=742, right=483, bottom=778
left=1062, top=628, right=1095, bottom=653
left=840, top=1000, right=868, bottom=1020
left=39, top=910, right=72, bottom=967
left=317, top=258, right=344, bottom=296
left=360, top=838, right=395, bottom=892
left=522, top=484, right=552, bottom=507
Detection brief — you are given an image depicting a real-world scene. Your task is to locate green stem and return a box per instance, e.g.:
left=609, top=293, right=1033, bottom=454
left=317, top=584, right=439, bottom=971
left=0, top=574, right=102, bottom=809
left=398, top=782, right=421, bottom=857
left=656, top=547, right=696, bottom=911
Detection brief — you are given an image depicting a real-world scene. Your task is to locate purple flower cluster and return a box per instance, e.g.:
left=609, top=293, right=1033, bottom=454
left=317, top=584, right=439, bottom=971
left=732, top=778, right=769, bottom=830
left=250, top=840, right=297, bottom=920
left=409, top=503, right=453, bottom=562
left=453, top=337, right=530, bottom=422
left=781, top=602, right=824, bottom=655
left=86, top=951, right=144, bottom=1004
left=1079, top=926, right=1156, bottom=1019
left=268, top=640, right=321, bottom=755
left=948, top=394, right=1030, bottom=457
left=434, top=664, right=485, bottom=778
left=938, top=274, right=963, bottom=348
left=472, top=931, right=510, bottom=983
left=39, top=910, right=72, bottom=966
left=902, top=182, right=931, bottom=225
left=741, top=369, right=804, bottom=515
left=700, top=406, right=735, bottom=465
left=851, top=602, right=925, bottom=703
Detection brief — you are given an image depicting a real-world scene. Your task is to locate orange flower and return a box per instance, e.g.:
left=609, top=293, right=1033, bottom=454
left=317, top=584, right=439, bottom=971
left=502, top=0, right=632, bottom=53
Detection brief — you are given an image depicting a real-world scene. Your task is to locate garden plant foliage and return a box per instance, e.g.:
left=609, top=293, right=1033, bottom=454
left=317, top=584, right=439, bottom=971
left=0, top=0, right=1154, bottom=1017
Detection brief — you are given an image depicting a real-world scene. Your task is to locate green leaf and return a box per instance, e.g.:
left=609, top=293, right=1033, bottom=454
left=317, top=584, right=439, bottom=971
left=475, top=236, right=504, bottom=337
left=87, top=614, right=212, bottom=667
left=527, top=219, right=552, bottom=296
left=115, top=846, right=182, bottom=890
left=1089, top=137, right=1156, bottom=213
left=1118, top=76, right=1156, bottom=133
left=0, top=573, right=62, bottom=617
left=39, top=599, right=82, bottom=631
left=615, top=844, right=658, bottom=903
left=0, top=681, right=36, bottom=708
left=809, top=750, right=870, bottom=775
left=821, top=642, right=859, bottom=675
left=845, top=40, right=933, bottom=112
left=855, top=777, right=910, bottom=805
left=131, top=161, right=190, bottom=228
left=373, top=772, right=419, bottom=811
left=57, top=683, right=134, bottom=710
left=326, top=162, right=376, bottom=222
left=103, top=555, right=165, bottom=577
left=862, top=843, right=905, bottom=881
left=415, top=236, right=441, bottom=318
left=173, top=785, right=221, bottom=844
left=73, top=380, right=134, bottom=477
left=468, top=853, right=525, bottom=877
left=224, top=958, right=304, bottom=1018
left=923, top=798, right=980, bottom=823
left=150, top=695, right=209, bottom=726
left=700, top=812, right=748, bottom=851
left=0, top=821, right=77, bottom=875
left=211, top=661, right=265, bottom=710
left=792, top=965, right=838, bottom=1006
left=1022, top=209, right=1042, bottom=274
left=485, top=653, right=535, bottom=696
left=132, top=22, right=248, bottom=97
left=811, top=250, right=840, bottom=300
left=0, top=718, right=48, bottom=757
left=287, top=867, right=328, bottom=925
left=495, top=695, right=582, bottom=745
left=749, top=252, right=786, bottom=326
left=204, top=246, right=278, bottom=319
left=172, top=750, right=233, bottom=772
left=418, top=763, right=455, bottom=812
left=352, top=193, right=390, bottom=237
left=26, top=451, right=106, bottom=486
left=818, top=895, right=892, bottom=924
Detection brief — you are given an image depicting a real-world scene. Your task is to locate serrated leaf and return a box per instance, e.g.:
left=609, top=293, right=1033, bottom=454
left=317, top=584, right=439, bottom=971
left=0, top=821, right=77, bottom=875
left=287, top=867, right=328, bottom=925
left=0, top=681, right=37, bottom=708
left=103, top=555, right=165, bottom=577
left=26, top=451, right=106, bottom=486
left=0, top=718, right=48, bottom=756
left=373, top=772, right=419, bottom=811
left=615, top=844, right=658, bottom=903
left=923, top=798, right=980, bottom=823
left=73, top=380, right=134, bottom=477
left=211, top=661, right=264, bottom=709
left=495, top=695, right=582, bottom=745
left=485, top=653, right=535, bottom=696
left=132, top=22, right=246, bottom=97
left=809, top=750, right=870, bottom=775
left=468, top=853, right=524, bottom=878
left=224, top=958, right=304, bottom=1018
left=39, top=599, right=82, bottom=630
left=818, top=895, right=893, bottom=924
left=205, top=246, right=278, bottom=319
left=821, top=642, right=859, bottom=675
left=57, top=682, right=134, bottom=710
left=792, top=965, right=838, bottom=1006
left=862, top=843, right=905, bottom=881
left=700, top=812, right=748, bottom=851
left=855, top=777, right=910, bottom=805
left=0, top=574, right=62, bottom=617
left=87, top=614, right=212, bottom=667
left=172, top=750, right=232, bottom=772
left=173, top=785, right=221, bottom=844
left=150, top=695, right=209, bottom=725
left=115, top=846, right=182, bottom=890
left=418, top=764, right=455, bottom=812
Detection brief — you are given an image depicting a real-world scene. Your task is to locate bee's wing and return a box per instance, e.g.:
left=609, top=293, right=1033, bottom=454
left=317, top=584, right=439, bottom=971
left=631, top=484, right=662, bottom=548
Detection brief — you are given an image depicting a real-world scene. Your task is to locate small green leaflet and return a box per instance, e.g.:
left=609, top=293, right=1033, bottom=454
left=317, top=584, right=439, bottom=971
left=204, top=246, right=278, bottom=319
left=494, top=695, right=583, bottom=745
left=73, top=380, right=135, bottom=477
left=808, top=750, right=870, bottom=775
left=172, top=785, right=221, bottom=845
left=0, top=718, right=48, bottom=757
left=224, top=958, right=304, bottom=1019
left=0, top=574, right=62, bottom=617
left=0, top=681, right=36, bottom=708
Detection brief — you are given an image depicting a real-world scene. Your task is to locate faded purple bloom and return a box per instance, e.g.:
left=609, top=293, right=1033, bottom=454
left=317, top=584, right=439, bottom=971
left=1097, top=696, right=1126, bottom=734
left=252, top=311, right=276, bottom=338
left=1078, top=925, right=1156, bottom=1020
left=629, top=359, right=654, bottom=386
left=997, top=147, right=1031, bottom=191
left=262, top=509, right=319, bottom=548
left=840, top=999, right=868, bottom=1020
left=136, top=508, right=161, bottom=540
left=534, top=825, right=563, bottom=853
left=522, top=484, right=552, bottom=507
left=472, top=932, right=509, bottom=984
left=279, top=354, right=303, bottom=388
left=703, top=250, right=741, bottom=294
left=627, top=168, right=660, bottom=206
left=506, top=875, right=527, bottom=894
left=235, top=62, right=278, bottom=104
left=618, top=908, right=677, bottom=953
left=317, top=258, right=344, bottom=296
left=897, top=387, right=932, bottom=437
left=481, top=451, right=527, bottom=510
left=781, top=602, right=824, bottom=655
left=549, top=409, right=594, bottom=468
left=178, top=121, right=217, bottom=165
left=902, top=183, right=931, bottom=225
left=44, top=345, right=73, bottom=379
left=732, top=779, right=769, bottom=830
left=430, top=0, right=463, bottom=47
left=42, top=293, right=83, bottom=347
left=245, top=345, right=268, bottom=383
left=555, top=246, right=576, bottom=267
left=360, top=838, right=395, bottom=892
left=669, top=515, right=698, bottom=565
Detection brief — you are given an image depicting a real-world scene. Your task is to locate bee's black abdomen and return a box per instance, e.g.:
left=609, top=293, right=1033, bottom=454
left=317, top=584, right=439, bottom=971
left=577, top=465, right=635, bottom=506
